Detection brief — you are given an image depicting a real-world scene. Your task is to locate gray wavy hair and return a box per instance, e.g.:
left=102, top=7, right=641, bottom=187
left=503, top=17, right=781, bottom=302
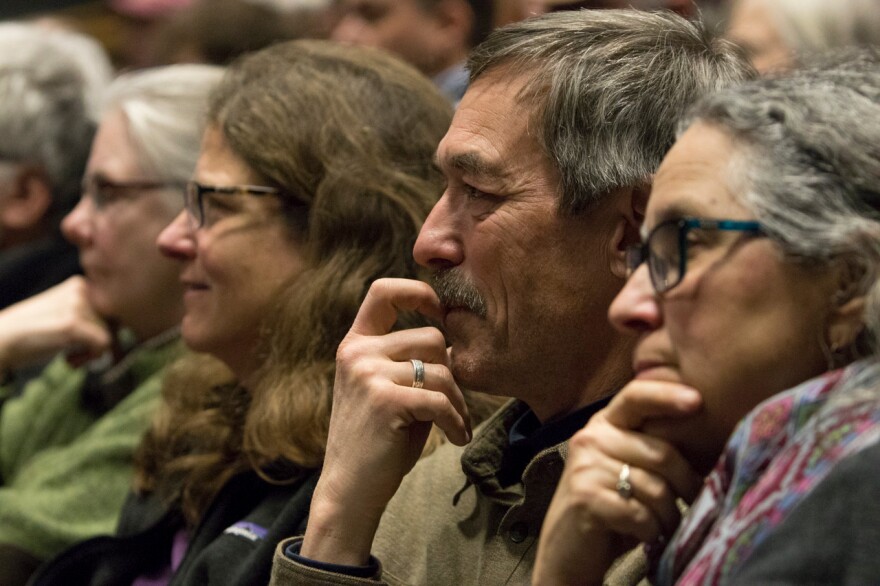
left=467, top=9, right=755, bottom=214
left=102, top=65, right=225, bottom=188
left=0, top=23, right=112, bottom=218
left=682, top=51, right=880, bottom=357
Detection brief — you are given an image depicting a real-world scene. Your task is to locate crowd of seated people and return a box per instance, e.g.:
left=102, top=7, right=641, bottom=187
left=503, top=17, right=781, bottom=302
left=0, top=1, right=878, bottom=585
left=0, top=23, right=221, bottom=582
left=30, top=38, right=486, bottom=586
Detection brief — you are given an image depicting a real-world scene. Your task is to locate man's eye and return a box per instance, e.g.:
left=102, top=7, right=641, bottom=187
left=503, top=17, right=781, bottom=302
left=464, top=185, right=491, bottom=200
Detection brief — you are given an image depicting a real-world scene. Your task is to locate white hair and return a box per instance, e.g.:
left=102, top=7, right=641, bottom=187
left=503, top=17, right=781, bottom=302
left=103, top=65, right=225, bottom=183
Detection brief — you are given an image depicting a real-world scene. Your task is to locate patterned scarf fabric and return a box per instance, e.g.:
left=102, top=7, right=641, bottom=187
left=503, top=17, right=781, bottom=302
left=652, top=360, right=880, bottom=585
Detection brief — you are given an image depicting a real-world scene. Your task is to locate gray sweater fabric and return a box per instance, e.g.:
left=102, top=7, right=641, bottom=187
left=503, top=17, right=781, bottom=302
left=729, top=441, right=880, bottom=585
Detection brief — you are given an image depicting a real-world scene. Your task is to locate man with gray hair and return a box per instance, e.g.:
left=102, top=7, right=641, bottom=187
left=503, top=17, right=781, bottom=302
left=272, top=9, right=752, bottom=585
left=0, top=23, right=111, bottom=310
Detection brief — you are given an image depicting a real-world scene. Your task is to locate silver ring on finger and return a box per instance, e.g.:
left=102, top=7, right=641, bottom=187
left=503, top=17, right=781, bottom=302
left=410, top=359, right=425, bottom=389
left=616, top=463, right=633, bottom=500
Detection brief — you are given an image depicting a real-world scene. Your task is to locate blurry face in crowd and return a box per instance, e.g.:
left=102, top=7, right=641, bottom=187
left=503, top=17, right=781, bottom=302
left=521, top=0, right=693, bottom=18
left=608, top=122, right=840, bottom=473
left=62, top=109, right=184, bottom=339
left=157, top=125, right=305, bottom=381
left=726, top=0, right=793, bottom=74
left=414, top=67, right=632, bottom=422
left=331, top=0, right=451, bottom=75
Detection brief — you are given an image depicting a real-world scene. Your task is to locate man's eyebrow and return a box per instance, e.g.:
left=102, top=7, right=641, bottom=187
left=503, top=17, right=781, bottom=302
left=436, top=151, right=507, bottom=181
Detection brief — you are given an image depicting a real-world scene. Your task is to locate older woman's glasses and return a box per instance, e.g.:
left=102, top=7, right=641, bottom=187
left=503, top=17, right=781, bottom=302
left=82, top=176, right=184, bottom=210
left=184, top=181, right=281, bottom=228
left=626, top=217, right=765, bottom=294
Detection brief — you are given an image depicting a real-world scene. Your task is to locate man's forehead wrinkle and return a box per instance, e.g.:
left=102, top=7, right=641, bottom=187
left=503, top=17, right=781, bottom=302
left=438, top=123, right=508, bottom=178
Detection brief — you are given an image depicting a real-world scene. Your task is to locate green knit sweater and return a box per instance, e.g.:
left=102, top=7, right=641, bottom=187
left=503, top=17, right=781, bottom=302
left=0, top=336, right=180, bottom=562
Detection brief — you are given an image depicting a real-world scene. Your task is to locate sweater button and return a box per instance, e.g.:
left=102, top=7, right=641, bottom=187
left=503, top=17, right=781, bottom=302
left=509, top=522, right=529, bottom=543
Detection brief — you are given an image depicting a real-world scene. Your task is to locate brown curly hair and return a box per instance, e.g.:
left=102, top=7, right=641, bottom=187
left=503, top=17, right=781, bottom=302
left=134, top=40, right=456, bottom=526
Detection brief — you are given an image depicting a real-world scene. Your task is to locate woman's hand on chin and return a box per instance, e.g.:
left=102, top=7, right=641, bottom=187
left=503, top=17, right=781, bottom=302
left=533, top=380, right=704, bottom=586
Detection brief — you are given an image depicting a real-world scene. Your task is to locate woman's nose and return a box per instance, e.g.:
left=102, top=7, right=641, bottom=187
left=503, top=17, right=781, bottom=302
left=608, top=264, right=662, bottom=335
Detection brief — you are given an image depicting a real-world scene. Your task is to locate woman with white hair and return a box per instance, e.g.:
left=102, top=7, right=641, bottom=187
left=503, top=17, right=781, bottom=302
left=0, top=64, right=222, bottom=585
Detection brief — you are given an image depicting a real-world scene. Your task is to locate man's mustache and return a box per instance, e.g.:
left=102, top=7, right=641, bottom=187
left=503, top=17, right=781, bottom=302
left=430, top=269, right=488, bottom=318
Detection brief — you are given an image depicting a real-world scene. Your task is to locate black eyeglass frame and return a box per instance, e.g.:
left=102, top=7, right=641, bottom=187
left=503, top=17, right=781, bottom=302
left=626, top=217, right=765, bottom=294
left=184, top=180, right=282, bottom=228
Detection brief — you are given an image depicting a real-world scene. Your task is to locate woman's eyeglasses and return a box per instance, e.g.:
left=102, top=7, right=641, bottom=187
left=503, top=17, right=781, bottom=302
left=183, top=181, right=281, bottom=228
left=626, top=217, right=765, bottom=294
left=82, top=176, right=184, bottom=210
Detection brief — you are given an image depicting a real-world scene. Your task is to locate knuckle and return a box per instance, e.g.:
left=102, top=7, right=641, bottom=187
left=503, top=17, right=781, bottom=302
left=431, top=365, right=455, bottom=389
left=426, top=389, right=450, bottom=410
left=346, top=357, right=382, bottom=382
left=630, top=505, right=653, bottom=528
left=569, top=473, right=604, bottom=503
left=425, top=327, right=446, bottom=348
left=645, top=444, right=675, bottom=469
left=335, top=337, right=365, bottom=364
left=569, top=426, right=601, bottom=451
left=369, top=278, right=394, bottom=299
left=641, top=478, right=670, bottom=503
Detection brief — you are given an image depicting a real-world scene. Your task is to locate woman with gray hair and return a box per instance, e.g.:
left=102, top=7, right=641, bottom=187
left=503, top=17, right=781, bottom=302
left=534, top=55, right=880, bottom=585
left=0, top=64, right=222, bottom=585
left=726, top=0, right=880, bottom=74
left=0, top=22, right=112, bottom=310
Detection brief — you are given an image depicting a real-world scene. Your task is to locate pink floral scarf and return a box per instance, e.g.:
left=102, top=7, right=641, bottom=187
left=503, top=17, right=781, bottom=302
left=653, top=361, right=880, bottom=585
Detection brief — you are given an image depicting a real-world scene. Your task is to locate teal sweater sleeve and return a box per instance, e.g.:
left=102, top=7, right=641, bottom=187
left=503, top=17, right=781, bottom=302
left=0, top=345, right=176, bottom=562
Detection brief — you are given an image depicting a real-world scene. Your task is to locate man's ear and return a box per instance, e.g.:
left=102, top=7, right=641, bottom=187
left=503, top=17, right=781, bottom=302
left=0, top=166, right=53, bottom=231
left=609, top=180, right=651, bottom=279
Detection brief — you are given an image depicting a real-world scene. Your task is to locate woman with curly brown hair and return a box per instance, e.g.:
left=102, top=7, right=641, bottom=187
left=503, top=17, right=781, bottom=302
left=30, top=40, right=477, bottom=585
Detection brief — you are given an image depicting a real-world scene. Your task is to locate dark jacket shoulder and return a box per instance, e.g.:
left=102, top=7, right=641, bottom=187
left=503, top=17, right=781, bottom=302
left=31, top=469, right=320, bottom=586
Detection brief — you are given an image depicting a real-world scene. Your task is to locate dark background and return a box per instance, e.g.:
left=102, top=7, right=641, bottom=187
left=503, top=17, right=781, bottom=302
left=1, top=0, right=92, bottom=18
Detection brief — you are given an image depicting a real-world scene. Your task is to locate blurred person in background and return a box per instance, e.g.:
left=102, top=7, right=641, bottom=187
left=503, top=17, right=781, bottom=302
left=520, top=0, right=697, bottom=18
left=153, top=0, right=329, bottom=66
left=0, top=64, right=221, bottom=586
left=108, top=0, right=193, bottom=68
left=29, top=40, right=479, bottom=586
left=726, top=0, right=880, bottom=74
left=330, top=0, right=494, bottom=103
left=0, top=23, right=111, bottom=312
